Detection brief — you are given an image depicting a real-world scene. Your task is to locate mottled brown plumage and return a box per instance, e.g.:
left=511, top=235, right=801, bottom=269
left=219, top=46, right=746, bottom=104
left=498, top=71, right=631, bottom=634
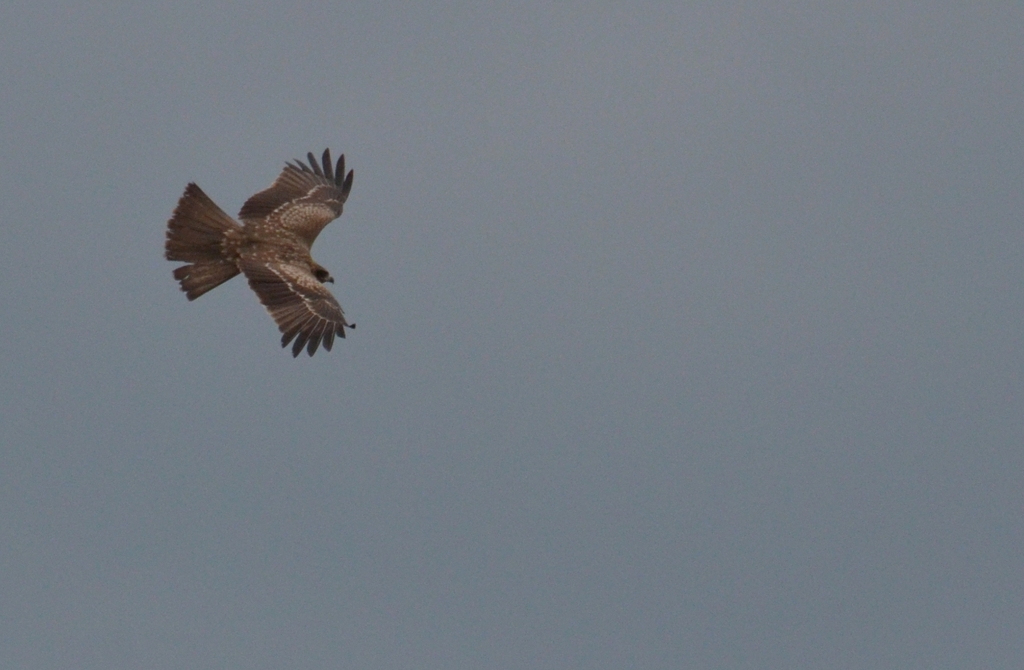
left=165, top=149, right=355, bottom=356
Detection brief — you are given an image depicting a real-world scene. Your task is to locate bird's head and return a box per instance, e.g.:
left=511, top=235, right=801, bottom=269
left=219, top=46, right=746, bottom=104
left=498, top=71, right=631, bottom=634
left=312, top=265, right=334, bottom=284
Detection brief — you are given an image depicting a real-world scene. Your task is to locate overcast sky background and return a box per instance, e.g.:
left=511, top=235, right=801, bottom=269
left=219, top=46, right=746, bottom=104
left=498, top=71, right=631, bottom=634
left=1, top=2, right=1022, bottom=668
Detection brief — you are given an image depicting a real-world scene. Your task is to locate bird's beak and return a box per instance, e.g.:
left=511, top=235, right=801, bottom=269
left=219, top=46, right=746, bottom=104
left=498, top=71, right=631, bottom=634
left=326, top=277, right=335, bottom=283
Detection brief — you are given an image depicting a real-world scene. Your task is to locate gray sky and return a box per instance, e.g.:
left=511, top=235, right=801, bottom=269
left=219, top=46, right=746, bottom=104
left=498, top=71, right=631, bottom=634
left=1, top=2, right=1022, bottom=668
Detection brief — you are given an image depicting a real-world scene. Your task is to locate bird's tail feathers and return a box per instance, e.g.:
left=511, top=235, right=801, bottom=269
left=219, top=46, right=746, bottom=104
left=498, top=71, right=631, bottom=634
left=165, top=183, right=242, bottom=263
left=166, top=183, right=243, bottom=300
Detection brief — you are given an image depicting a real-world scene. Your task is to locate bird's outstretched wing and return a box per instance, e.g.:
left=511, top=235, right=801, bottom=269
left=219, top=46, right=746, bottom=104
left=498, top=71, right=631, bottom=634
left=240, top=259, right=354, bottom=357
left=238, top=148, right=354, bottom=246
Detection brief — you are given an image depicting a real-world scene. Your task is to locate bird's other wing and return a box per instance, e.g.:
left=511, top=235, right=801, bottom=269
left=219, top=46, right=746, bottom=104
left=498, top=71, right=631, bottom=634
left=240, top=258, right=353, bottom=357
left=238, top=149, right=354, bottom=246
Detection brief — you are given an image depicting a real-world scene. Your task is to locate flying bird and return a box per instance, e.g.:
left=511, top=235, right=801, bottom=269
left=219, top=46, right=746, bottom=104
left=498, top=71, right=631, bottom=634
left=165, top=149, right=355, bottom=356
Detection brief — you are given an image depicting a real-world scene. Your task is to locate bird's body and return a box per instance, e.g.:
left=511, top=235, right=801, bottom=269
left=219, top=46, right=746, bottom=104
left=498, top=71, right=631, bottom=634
left=165, top=149, right=354, bottom=356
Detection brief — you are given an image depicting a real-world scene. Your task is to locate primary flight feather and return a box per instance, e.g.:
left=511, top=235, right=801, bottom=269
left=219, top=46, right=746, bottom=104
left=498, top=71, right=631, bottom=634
left=165, top=149, right=355, bottom=356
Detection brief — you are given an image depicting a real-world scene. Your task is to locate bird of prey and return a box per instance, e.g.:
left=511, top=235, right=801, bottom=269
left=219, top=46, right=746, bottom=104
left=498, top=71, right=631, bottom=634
left=165, top=149, right=355, bottom=357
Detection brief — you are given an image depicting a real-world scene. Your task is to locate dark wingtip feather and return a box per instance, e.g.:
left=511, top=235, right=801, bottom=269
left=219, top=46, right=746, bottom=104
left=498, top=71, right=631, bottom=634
left=307, top=152, right=324, bottom=177
left=321, top=149, right=333, bottom=180
left=335, top=155, right=346, bottom=186
left=305, top=320, right=328, bottom=356
left=341, top=169, right=354, bottom=198
left=291, top=328, right=312, bottom=357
